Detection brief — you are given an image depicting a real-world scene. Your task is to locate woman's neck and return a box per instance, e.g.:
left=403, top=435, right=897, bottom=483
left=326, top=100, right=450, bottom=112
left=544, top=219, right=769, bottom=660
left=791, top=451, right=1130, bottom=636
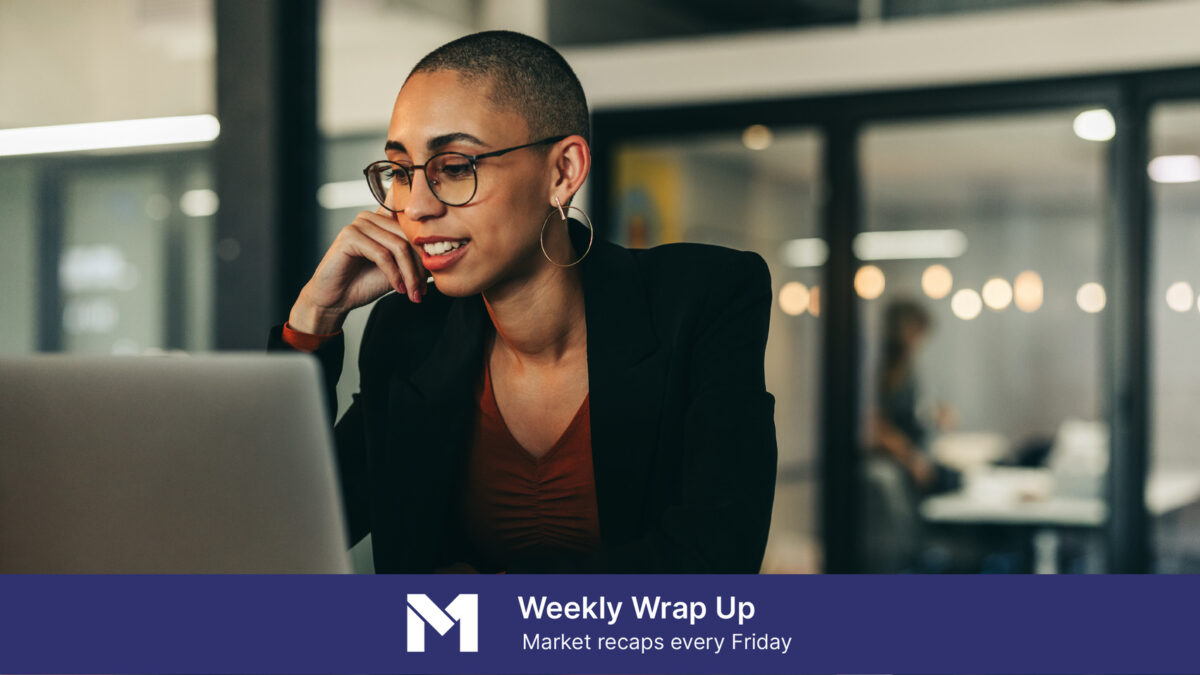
left=482, top=262, right=586, bottom=368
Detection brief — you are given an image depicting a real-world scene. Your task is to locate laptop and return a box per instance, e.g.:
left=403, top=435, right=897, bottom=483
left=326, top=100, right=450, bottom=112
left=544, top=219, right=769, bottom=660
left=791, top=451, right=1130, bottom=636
left=0, top=353, right=352, bottom=573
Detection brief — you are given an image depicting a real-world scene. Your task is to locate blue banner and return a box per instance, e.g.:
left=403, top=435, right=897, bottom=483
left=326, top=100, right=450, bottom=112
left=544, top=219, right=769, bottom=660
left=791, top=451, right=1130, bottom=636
left=0, top=574, right=1195, bottom=673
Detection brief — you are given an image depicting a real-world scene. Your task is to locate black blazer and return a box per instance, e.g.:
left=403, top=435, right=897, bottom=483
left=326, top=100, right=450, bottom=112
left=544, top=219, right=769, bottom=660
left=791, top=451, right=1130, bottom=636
left=268, top=221, right=778, bottom=573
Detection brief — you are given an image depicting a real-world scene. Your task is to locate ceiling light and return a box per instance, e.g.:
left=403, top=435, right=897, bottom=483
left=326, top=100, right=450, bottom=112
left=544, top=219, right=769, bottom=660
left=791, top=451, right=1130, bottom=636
left=1073, top=109, right=1115, bottom=142
left=0, top=115, right=219, bottom=157
left=1148, top=155, right=1200, bottom=184
left=853, top=229, right=967, bottom=261
left=782, top=238, right=828, bottom=268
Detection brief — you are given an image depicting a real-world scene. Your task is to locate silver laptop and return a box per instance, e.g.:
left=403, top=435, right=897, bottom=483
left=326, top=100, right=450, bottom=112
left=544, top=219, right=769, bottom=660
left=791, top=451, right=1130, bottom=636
left=0, top=353, right=351, bottom=573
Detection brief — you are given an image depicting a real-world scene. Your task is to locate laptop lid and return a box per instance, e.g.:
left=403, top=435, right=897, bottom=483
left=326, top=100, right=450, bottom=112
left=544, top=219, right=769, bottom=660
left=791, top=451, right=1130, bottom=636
left=0, top=353, right=351, bottom=573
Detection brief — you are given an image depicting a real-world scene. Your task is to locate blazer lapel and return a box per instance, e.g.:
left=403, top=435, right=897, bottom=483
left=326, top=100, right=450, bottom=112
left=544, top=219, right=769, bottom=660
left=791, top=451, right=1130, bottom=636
left=385, top=293, right=489, bottom=568
left=388, top=291, right=490, bottom=460
left=402, top=292, right=490, bottom=405
left=573, top=221, right=668, bottom=543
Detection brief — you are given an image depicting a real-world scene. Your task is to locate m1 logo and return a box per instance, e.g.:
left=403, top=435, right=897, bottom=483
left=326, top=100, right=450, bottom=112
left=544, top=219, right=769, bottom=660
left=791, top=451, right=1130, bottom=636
left=406, top=594, right=479, bottom=653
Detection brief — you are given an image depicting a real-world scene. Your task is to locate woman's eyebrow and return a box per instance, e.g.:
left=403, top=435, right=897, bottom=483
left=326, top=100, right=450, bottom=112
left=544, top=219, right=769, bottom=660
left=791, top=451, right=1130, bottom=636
left=384, top=133, right=486, bottom=156
left=428, top=132, right=487, bottom=150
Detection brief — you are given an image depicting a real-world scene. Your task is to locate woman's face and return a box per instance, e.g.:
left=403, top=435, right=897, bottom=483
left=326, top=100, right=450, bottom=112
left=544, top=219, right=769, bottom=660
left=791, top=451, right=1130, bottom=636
left=386, top=69, right=556, bottom=297
left=902, top=321, right=928, bottom=355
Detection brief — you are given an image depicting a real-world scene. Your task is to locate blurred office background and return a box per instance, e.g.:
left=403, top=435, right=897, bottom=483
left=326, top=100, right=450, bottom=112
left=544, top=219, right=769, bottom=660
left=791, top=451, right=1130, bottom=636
left=2, top=0, right=1198, bottom=574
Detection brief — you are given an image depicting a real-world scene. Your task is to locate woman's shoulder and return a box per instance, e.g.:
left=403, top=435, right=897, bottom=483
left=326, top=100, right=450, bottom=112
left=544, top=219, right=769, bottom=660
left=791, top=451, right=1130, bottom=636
left=632, top=240, right=768, bottom=272
left=626, top=241, right=772, bottom=303
left=605, top=241, right=774, bottom=345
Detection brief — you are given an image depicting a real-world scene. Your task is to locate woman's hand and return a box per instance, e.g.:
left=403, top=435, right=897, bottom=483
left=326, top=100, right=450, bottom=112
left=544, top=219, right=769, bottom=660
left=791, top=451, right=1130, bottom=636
left=908, top=452, right=936, bottom=490
left=288, top=207, right=429, bottom=334
left=934, top=402, right=958, bottom=431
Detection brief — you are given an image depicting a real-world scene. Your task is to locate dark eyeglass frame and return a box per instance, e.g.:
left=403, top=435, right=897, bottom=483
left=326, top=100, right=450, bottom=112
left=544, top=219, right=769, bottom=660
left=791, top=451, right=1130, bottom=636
left=363, top=134, right=569, bottom=212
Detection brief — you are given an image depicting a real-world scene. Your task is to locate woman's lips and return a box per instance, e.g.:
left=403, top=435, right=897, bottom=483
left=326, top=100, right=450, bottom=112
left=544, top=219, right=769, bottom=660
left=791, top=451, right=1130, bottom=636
left=420, top=239, right=470, bottom=271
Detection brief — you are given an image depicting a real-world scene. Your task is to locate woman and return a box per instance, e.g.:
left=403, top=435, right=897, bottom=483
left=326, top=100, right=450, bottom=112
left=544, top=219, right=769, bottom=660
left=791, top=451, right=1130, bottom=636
left=864, top=299, right=959, bottom=571
left=268, top=31, right=777, bottom=573
left=872, top=299, right=956, bottom=493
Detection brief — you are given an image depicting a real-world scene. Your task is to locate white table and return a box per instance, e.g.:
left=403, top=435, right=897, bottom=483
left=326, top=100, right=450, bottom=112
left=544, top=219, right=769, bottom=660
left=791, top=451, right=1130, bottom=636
left=920, top=468, right=1200, bottom=572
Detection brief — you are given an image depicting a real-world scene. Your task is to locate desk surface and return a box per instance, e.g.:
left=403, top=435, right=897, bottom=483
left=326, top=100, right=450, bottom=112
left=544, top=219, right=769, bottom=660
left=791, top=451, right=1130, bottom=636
left=921, top=469, right=1200, bottom=527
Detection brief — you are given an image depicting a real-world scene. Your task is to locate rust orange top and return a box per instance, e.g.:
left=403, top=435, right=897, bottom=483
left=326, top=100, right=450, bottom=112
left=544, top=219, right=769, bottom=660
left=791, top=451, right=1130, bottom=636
left=459, top=360, right=600, bottom=571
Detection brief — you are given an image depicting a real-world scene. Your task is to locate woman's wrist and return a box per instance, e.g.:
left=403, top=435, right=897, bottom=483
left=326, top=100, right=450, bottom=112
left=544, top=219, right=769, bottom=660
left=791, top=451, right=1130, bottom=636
left=288, top=295, right=346, bottom=336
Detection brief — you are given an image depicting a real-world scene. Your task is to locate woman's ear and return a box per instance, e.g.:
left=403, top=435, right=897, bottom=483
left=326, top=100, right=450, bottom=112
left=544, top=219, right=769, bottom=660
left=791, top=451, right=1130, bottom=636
left=550, top=134, right=591, bottom=206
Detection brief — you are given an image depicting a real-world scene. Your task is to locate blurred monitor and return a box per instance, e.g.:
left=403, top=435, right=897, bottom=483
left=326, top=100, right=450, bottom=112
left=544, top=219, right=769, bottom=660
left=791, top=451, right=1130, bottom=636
left=0, top=353, right=350, bottom=573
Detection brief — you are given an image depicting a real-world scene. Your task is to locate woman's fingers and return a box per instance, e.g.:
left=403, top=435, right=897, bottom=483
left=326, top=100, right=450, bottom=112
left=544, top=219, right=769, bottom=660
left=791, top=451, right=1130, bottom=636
left=354, top=210, right=425, bottom=302
left=371, top=207, right=431, bottom=289
left=359, top=210, right=429, bottom=298
left=340, top=226, right=406, bottom=296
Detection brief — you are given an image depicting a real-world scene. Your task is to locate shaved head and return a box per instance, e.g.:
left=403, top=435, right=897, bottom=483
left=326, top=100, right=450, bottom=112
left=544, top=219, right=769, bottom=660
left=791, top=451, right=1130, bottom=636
left=407, top=30, right=590, bottom=145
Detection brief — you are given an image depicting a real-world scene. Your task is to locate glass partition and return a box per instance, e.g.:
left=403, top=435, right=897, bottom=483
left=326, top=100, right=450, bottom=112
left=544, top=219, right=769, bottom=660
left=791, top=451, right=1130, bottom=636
left=613, top=128, right=824, bottom=572
left=859, top=109, right=1109, bottom=572
left=1149, top=100, right=1200, bottom=572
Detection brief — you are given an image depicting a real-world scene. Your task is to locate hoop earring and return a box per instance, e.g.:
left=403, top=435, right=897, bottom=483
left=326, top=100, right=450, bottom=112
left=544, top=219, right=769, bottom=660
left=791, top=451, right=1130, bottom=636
left=540, top=197, right=594, bottom=268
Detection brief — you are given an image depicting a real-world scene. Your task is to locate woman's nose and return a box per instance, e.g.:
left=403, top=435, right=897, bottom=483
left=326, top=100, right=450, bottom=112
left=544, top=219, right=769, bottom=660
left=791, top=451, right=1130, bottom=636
left=402, top=168, right=447, bottom=220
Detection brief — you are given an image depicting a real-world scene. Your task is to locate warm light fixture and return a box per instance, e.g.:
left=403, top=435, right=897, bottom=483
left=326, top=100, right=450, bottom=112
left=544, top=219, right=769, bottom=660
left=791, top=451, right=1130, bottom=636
left=981, top=277, right=1013, bottom=311
left=1077, top=282, right=1107, bottom=313
left=921, top=264, right=953, bottom=299
left=951, top=289, right=983, bottom=320
left=1165, top=282, right=1194, bottom=313
left=742, top=124, right=773, bottom=151
left=778, top=282, right=810, bottom=316
left=0, top=115, right=220, bottom=157
left=854, top=265, right=886, bottom=300
left=1014, top=271, right=1044, bottom=313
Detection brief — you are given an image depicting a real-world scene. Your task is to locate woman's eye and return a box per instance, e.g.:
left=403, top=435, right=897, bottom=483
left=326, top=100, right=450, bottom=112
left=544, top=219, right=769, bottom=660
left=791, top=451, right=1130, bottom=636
left=439, top=162, right=473, bottom=180
left=385, top=168, right=412, bottom=184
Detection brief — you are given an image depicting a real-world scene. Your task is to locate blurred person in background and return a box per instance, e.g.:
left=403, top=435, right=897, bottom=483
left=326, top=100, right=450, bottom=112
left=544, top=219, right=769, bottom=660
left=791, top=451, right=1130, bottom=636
left=875, top=298, right=958, bottom=491
left=863, top=298, right=959, bottom=571
left=268, top=31, right=777, bottom=573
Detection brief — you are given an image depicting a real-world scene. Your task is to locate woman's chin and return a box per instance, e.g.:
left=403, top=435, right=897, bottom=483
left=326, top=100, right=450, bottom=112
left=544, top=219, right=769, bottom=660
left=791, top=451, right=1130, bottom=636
left=428, top=274, right=483, bottom=298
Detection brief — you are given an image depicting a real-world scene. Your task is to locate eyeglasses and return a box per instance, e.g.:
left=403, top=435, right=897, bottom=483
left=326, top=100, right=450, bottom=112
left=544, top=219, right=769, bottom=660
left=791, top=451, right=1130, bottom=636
left=363, top=135, right=568, bottom=212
